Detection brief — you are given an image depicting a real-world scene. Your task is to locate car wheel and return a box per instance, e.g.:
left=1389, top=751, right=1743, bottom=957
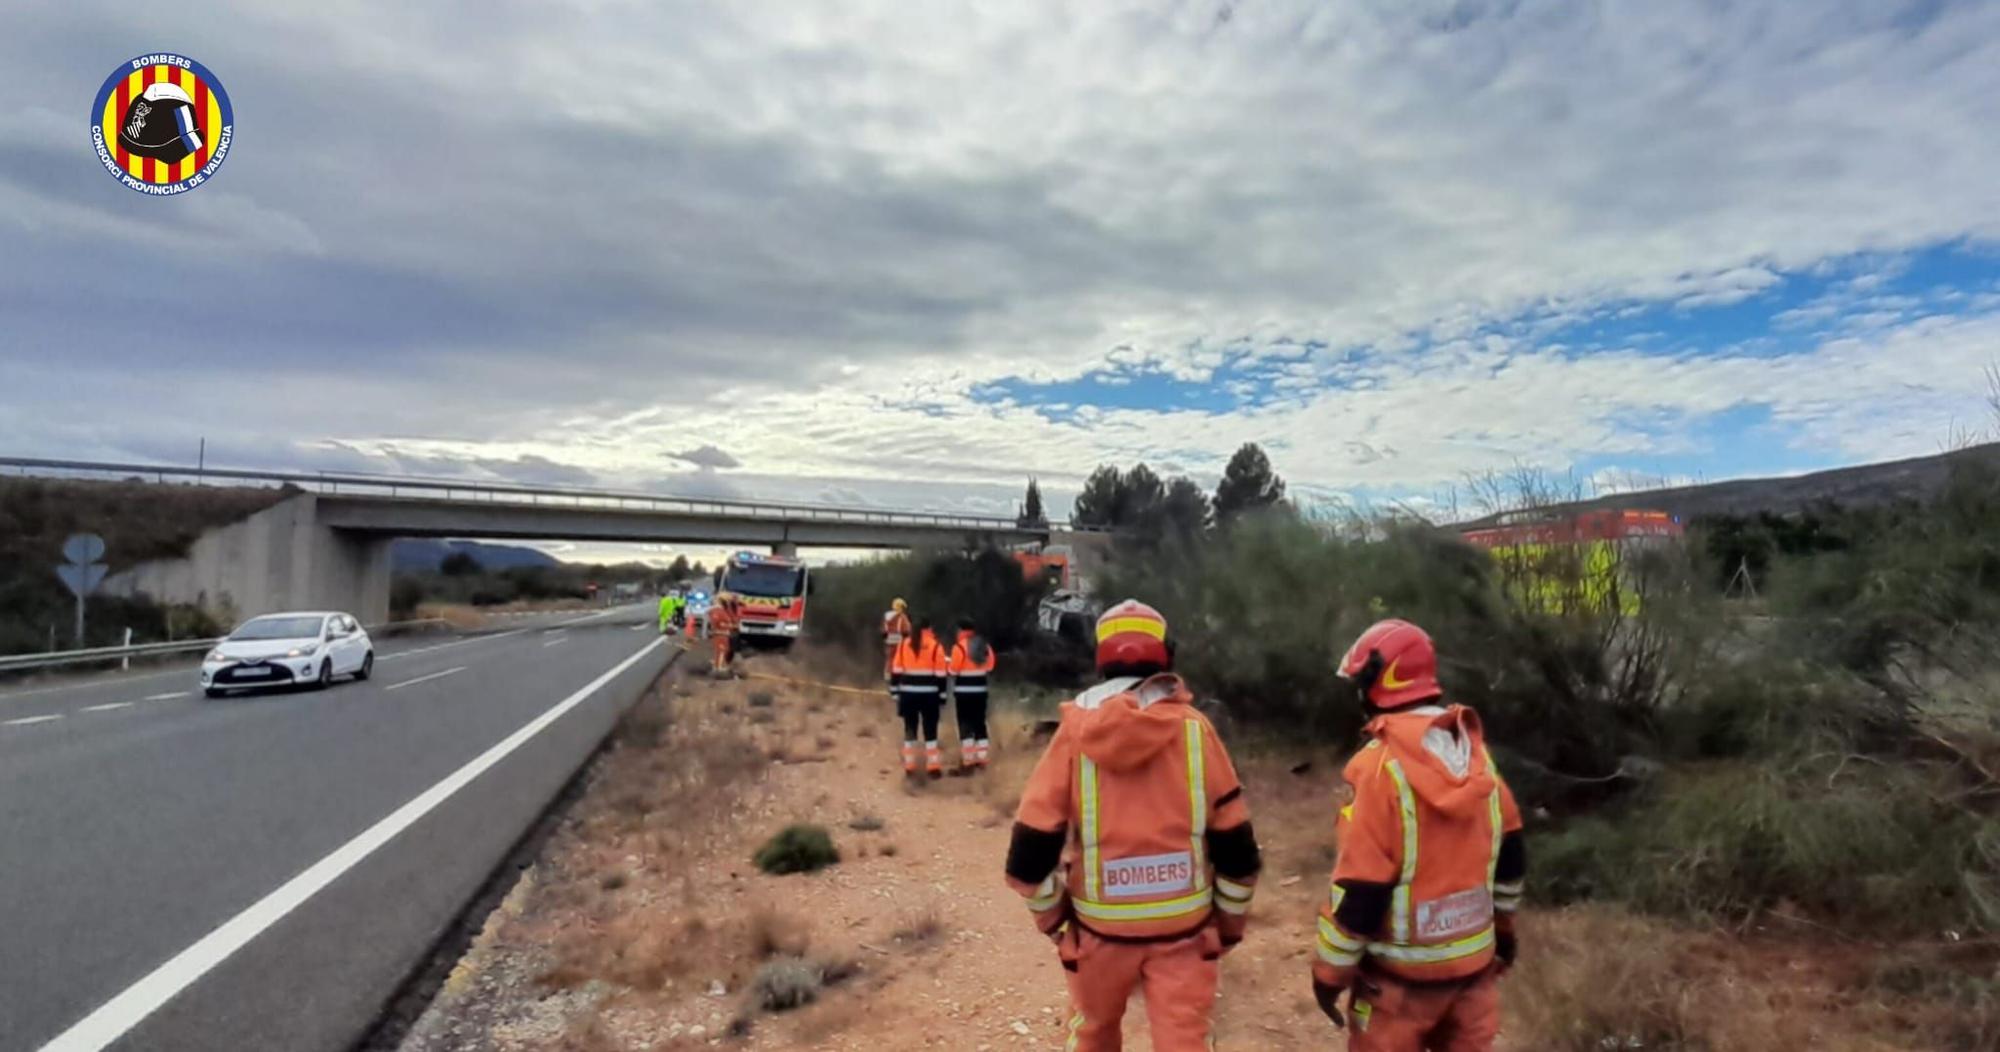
left=204, top=687, right=225, bottom=699
left=355, top=651, right=374, bottom=681
left=315, top=660, right=333, bottom=690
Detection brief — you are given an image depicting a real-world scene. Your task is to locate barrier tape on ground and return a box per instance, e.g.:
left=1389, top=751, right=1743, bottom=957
left=738, top=671, right=890, bottom=697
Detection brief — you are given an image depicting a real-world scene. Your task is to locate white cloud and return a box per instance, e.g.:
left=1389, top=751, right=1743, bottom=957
left=3, top=1, right=2000, bottom=514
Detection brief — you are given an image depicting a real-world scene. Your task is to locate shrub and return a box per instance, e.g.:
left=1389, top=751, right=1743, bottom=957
left=753, top=824, right=840, bottom=875
left=749, top=956, right=824, bottom=1013
left=1533, top=759, right=1988, bottom=934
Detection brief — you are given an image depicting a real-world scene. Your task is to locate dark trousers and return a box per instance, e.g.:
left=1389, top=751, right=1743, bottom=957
left=896, top=675, right=941, bottom=740
left=954, top=677, right=989, bottom=740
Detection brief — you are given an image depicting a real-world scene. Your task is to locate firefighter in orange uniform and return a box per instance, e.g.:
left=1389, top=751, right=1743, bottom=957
left=891, top=620, right=947, bottom=778
left=1311, top=619, right=1526, bottom=1051
left=948, top=616, right=995, bottom=769
left=1005, top=600, right=1263, bottom=1052
left=882, top=598, right=911, bottom=682
left=708, top=595, right=740, bottom=673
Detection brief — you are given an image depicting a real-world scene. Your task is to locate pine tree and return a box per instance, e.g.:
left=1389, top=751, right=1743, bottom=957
left=1213, top=443, right=1286, bottom=526
left=1070, top=465, right=1124, bottom=528
left=1018, top=478, right=1048, bottom=527
left=1162, top=476, right=1212, bottom=540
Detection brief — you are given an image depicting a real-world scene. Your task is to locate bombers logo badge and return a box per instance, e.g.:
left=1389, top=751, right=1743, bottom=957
left=90, top=53, right=233, bottom=195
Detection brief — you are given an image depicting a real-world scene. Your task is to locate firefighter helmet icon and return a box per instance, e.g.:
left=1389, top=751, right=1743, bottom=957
left=90, top=53, right=234, bottom=195
left=121, top=82, right=204, bottom=163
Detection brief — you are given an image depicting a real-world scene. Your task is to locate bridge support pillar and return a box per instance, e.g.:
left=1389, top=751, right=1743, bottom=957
left=102, top=494, right=393, bottom=626
left=771, top=541, right=798, bottom=558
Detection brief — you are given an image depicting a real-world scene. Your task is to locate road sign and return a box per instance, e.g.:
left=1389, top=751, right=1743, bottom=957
left=62, top=532, right=106, bottom=565
left=56, top=532, right=110, bottom=647
left=56, top=562, right=109, bottom=597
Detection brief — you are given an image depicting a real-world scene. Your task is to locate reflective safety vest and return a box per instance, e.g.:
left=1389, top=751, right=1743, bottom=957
left=950, top=631, right=994, bottom=695
left=893, top=632, right=946, bottom=697
left=1317, top=705, right=1522, bottom=983
left=1015, top=674, right=1251, bottom=939
left=883, top=610, right=910, bottom=645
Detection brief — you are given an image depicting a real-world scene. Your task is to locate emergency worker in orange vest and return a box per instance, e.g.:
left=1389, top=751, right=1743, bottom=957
left=707, top=595, right=740, bottom=673
left=882, top=598, right=911, bottom=682
left=948, top=616, right=995, bottom=769
left=1005, top=600, right=1262, bottom=1052
left=891, top=620, right=947, bottom=778
left=1311, top=619, right=1526, bottom=1050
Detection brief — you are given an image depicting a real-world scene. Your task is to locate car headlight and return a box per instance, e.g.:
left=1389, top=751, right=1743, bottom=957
left=284, top=644, right=320, bottom=658
left=207, top=649, right=228, bottom=663
left=781, top=621, right=800, bottom=632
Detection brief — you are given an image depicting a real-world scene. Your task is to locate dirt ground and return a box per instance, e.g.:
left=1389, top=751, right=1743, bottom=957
left=396, top=646, right=1946, bottom=1052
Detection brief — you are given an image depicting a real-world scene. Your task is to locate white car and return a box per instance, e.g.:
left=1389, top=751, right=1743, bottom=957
left=200, top=612, right=374, bottom=698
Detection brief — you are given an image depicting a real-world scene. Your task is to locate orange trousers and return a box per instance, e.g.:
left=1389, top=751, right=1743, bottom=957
left=1061, top=926, right=1220, bottom=1052
left=712, top=634, right=732, bottom=669
left=1349, top=969, right=1500, bottom=1052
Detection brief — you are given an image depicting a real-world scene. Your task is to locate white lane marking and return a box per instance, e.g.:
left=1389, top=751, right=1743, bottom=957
left=3, top=714, right=63, bottom=727
left=542, top=637, right=568, bottom=648
left=82, top=702, right=134, bottom=713
left=144, top=692, right=189, bottom=701
left=384, top=667, right=467, bottom=692
left=379, top=629, right=526, bottom=662
left=37, top=636, right=669, bottom=1052
left=0, top=667, right=188, bottom=702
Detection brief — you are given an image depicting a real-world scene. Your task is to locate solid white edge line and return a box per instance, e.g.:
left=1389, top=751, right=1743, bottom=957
left=81, top=702, right=134, bottom=713
left=542, top=638, right=568, bottom=648
left=383, top=666, right=468, bottom=692
left=143, top=692, right=190, bottom=701
left=3, top=714, right=63, bottom=727
left=36, top=636, right=668, bottom=1052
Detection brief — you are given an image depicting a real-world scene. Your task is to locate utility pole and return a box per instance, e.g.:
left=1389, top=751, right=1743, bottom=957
left=198, top=437, right=206, bottom=479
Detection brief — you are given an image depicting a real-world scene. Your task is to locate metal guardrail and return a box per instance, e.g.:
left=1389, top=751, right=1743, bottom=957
left=0, top=456, right=1051, bottom=534
left=0, top=618, right=453, bottom=674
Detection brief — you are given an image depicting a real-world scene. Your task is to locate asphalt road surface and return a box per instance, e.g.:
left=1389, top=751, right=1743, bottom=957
left=0, top=605, right=675, bottom=1052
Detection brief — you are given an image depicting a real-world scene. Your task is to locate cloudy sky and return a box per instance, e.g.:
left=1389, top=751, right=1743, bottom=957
left=6, top=0, right=2000, bottom=561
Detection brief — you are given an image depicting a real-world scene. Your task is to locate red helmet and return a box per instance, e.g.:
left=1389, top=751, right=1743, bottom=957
left=1337, top=618, right=1441, bottom=708
left=1095, top=599, right=1171, bottom=673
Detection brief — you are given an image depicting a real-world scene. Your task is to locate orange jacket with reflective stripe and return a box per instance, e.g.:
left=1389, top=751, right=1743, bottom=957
left=950, top=631, right=995, bottom=676
left=1314, top=704, right=1523, bottom=984
left=1012, top=674, right=1252, bottom=939
left=892, top=631, right=947, bottom=679
left=708, top=602, right=738, bottom=634
left=882, top=610, right=910, bottom=643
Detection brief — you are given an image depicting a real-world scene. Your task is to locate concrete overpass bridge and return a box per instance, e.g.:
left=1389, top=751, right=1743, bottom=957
left=4, top=457, right=1053, bottom=623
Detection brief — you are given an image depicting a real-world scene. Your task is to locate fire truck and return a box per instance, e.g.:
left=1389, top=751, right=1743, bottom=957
left=1460, top=509, right=1684, bottom=613
left=713, top=550, right=811, bottom=647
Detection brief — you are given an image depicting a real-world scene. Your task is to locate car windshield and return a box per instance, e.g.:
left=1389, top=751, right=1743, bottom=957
left=230, top=616, right=327, bottom=641
left=722, top=564, right=803, bottom=598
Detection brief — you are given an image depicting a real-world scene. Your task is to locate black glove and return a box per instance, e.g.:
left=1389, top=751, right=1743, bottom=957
left=1313, top=979, right=1345, bottom=1029
left=1496, top=928, right=1518, bottom=971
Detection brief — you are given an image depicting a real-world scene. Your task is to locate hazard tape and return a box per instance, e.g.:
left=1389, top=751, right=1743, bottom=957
left=739, top=671, right=889, bottom=697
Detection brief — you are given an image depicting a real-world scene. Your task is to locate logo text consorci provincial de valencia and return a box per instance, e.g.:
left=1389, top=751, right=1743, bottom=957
left=90, top=53, right=234, bottom=196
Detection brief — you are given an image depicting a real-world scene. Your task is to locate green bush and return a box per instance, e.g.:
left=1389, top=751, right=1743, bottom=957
left=753, top=824, right=840, bottom=875
left=810, top=548, right=1043, bottom=658
left=1533, top=759, right=1988, bottom=934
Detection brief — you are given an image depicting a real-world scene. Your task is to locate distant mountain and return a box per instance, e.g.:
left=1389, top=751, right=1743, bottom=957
left=1457, top=442, right=2000, bottom=527
left=391, top=538, right=561, bottom=573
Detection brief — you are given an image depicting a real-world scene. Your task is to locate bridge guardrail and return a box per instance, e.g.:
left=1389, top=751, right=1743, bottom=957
left=0, top=618, right=453, bottom=674
left=0, top=456, right=1049, bottom=534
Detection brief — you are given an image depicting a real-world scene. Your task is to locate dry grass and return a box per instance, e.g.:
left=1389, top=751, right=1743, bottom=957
left=413, top=602, right=490, bottom=632
left=746, top=904, right=812, bottom=961
left=1505, top=906, right=1922, bottom=1052
left=889, top=906, right=946, bottom=946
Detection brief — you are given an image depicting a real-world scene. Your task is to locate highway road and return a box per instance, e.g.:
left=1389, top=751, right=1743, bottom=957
left=0, top=605, right=676, bottom=1052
